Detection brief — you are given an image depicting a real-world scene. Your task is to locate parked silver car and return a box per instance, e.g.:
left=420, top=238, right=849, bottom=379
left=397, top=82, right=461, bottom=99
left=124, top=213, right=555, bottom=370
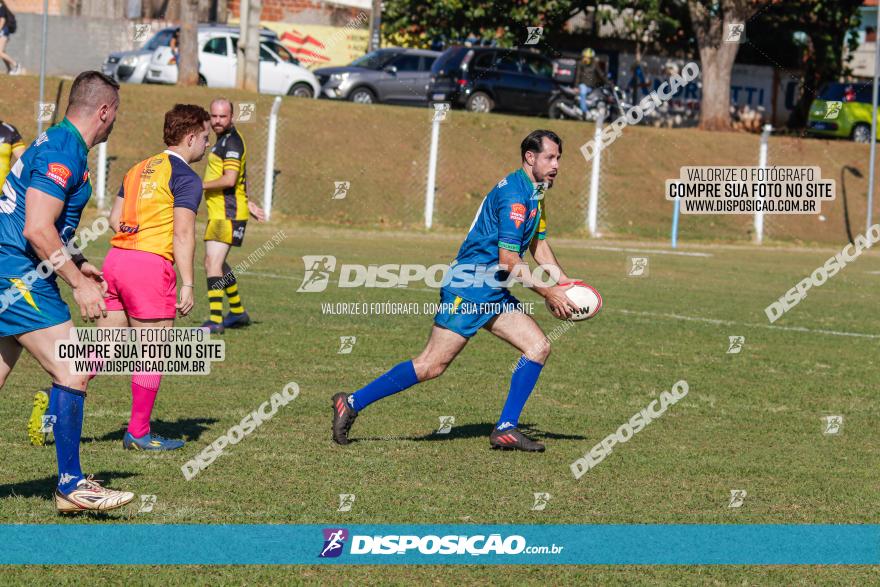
left=314, top=48, right=440, bottom=105
left=102, top=24, right=279, bottom=85
left=103, top=27, right=176, bottom=84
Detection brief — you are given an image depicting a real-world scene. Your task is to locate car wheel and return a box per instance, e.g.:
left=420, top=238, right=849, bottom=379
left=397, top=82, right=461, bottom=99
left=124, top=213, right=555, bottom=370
left=288, top=82, right=314, bottom=98
left=198, top=75, right=207, bottom=87
left=466, top=91, right=493, bottom=113
left=852, top=123, right=871, bottom=143
left=349, top=87, right=376, bottom=104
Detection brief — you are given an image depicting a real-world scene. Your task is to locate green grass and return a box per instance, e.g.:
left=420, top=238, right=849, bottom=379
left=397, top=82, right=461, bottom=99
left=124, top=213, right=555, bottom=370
left=1, top=219, right=879, bottom=583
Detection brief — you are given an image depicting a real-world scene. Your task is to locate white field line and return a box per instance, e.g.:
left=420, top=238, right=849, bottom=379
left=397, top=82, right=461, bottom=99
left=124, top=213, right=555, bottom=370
left=579, top=245, right=711, bottom=257
left=245, top=270, right=880, bottom=339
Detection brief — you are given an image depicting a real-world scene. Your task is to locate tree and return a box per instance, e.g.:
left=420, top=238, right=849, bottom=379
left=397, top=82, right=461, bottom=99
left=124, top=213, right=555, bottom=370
left=178, top=0, right=201, bottom=86
left=236, top=0, right=262, bottom=92
left=686, top=0, right=755, bottom=130
left=381, top=0, right=576, bottom=48
left=760, top=0, right=862, bottom=128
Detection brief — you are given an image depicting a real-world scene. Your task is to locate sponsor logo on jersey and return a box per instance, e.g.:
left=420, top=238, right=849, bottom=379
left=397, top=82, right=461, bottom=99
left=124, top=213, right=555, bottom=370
left=46, top=163, right=71, bottom=188
left=118, top=222, right=140, bottom=234
left=529, top=208, right=537, bottom=219
left=509, top=203, right=526, bottom=228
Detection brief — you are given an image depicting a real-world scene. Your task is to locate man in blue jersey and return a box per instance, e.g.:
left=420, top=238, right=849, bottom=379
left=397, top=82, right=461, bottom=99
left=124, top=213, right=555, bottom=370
left=332, top=130, right=581, bottom=452
left=0, top=71, right=135, bottom=512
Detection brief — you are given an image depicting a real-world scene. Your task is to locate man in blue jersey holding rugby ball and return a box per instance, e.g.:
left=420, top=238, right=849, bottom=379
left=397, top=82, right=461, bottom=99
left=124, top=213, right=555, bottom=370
left=332, top=130, right=582, bottom=452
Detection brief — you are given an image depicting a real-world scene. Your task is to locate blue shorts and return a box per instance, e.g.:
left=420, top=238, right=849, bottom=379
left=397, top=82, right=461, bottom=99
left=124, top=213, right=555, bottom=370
left=0, top=277, right=71, bottom=337
left=433, top=287, right=523, bottom=338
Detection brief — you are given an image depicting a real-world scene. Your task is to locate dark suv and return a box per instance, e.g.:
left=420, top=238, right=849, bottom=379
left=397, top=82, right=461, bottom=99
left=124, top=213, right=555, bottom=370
left=427, top=47, right=559, bottom=115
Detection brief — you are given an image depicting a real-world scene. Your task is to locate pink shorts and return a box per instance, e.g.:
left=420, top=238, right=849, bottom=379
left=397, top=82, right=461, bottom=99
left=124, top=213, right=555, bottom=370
left=103, top=247, right=177, bottom=320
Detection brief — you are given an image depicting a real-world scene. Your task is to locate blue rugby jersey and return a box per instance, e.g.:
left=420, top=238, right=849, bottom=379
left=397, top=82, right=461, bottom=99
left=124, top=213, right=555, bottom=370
left=445, top=168, right=546, bottom=304
left=0, top=118, right=92, bottom=284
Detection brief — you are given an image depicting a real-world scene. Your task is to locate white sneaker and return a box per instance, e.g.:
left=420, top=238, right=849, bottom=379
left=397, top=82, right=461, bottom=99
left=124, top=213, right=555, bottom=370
left=9, top=64, right=22, bottom=75
left=54, top=476, right=135, bottom=513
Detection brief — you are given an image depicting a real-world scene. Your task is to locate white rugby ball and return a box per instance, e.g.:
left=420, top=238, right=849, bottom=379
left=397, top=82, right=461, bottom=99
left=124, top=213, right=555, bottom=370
left=547, top=283, right=603, bottom=321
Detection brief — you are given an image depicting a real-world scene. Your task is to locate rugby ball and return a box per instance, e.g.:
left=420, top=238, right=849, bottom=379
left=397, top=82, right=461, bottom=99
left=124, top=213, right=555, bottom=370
left=547, top=281, right=602, bottom=321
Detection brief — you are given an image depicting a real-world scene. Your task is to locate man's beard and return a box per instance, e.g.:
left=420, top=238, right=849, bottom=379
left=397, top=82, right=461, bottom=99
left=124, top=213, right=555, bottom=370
left=95, top=120, right=115, bottom=145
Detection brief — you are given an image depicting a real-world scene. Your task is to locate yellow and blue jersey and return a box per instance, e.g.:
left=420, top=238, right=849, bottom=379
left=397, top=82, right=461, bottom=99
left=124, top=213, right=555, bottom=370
left=111, top=151, right=202, bottom=262
left=204, top=126, right=248, bottom=220
left=0, top=121, right=24, bottom=184
left=445, top=168, right=546, bottom=304
left=0, top=118, right=92, bottom=283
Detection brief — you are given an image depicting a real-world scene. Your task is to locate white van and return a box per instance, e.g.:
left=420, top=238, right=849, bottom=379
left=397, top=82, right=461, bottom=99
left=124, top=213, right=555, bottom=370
left=146, top=28, right=320, bottom=97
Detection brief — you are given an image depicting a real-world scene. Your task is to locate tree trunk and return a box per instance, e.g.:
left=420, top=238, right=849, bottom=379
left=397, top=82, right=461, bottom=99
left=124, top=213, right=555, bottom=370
left=243, top=0, right=262, bottom=93
left=688, top=0, right=751, bottom=131
left=236, top=0, right=249, bottom=89
left=696, top=42, right=739, bottom=130
left=178, top=0, right=201, bottom=86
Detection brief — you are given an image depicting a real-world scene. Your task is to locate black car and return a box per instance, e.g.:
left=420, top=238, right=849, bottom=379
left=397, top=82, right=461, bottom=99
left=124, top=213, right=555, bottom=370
left=427, top=47, right=562, bottom=115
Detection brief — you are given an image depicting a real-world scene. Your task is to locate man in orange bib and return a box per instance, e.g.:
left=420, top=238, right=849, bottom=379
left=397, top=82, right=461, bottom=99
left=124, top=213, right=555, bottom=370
left=99, top=104, right=209, bottom=451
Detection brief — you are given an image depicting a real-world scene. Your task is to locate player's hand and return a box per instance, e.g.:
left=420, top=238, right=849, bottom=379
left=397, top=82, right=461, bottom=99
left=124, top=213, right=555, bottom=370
left=176, top=286, right=194, bottom=317
left=72, top=277, right=107, bottom=322
left=79, top=262, right=108, bottom=295
left=545, top=284, right=580, bottom=320
left=248, top=201, right=266, bottom=222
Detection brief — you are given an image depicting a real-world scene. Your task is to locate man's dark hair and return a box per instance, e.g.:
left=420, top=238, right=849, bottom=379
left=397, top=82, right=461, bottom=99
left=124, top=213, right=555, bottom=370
left=164, top=104, right=210, bottom=146
left=67, top=71, right=120, bottom=114
left=521, top=130, right=562, bottom=161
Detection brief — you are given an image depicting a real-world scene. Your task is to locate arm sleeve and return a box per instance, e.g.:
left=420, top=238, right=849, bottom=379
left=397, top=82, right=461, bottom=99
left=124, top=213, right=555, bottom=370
left=495, top=189, right=528, bottom=252
left=9, top=125, right=23, bottom=150
left=28, top=150, right=79, bottom=201
left=222, top=134, right=244, bottom=172
left=171, top=168, right=203, bottom=213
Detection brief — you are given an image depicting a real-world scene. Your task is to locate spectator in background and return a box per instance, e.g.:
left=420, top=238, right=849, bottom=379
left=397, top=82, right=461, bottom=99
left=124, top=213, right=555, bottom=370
left=627, top=50, right=650, bottom=104
left=169, top=29, right=180, bottom=62
left=0, top=0, right=22, bottom=75
left=575, top=49, right=607, bottom=114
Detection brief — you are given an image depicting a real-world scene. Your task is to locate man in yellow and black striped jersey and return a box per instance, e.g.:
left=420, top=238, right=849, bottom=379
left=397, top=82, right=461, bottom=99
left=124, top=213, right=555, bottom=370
left=200, top=98, right=266, bottom=333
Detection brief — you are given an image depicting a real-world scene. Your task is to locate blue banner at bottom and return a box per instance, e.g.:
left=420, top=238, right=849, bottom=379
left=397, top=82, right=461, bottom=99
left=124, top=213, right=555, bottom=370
left=1, top=524, right=877, bottom=565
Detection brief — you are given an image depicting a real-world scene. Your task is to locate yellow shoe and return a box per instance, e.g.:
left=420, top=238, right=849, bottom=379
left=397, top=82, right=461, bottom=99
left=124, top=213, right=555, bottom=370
left=27, top=390, right=50, bottom=447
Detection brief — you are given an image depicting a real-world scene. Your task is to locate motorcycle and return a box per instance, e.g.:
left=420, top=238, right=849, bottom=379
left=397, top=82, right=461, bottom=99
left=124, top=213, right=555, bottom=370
left=549, top=84, right=632, bottom=122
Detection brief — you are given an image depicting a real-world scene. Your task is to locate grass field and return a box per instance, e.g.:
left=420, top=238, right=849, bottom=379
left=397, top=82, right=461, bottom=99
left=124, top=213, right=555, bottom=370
left=1, top=215, right=879, bottom=583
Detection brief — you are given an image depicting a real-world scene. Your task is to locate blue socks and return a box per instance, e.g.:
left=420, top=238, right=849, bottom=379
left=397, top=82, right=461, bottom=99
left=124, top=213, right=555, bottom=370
left=349, top=360, right=419, bottom=411
left=347, top=356, right=543, bottom=428
left=51, top=384, right=85, bottom=494
left=496, top=356, right=543, bottom=430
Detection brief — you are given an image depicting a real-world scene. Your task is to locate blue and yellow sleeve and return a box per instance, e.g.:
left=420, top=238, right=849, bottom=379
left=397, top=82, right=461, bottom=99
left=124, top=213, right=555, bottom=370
left=537, top=200, right=547, bottom=240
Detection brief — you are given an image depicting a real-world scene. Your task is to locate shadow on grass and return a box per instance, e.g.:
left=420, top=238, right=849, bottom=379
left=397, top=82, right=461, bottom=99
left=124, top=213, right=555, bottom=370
left=356, top=422, right=587, bottom=442
left=85, top=417, right=219, bottom=443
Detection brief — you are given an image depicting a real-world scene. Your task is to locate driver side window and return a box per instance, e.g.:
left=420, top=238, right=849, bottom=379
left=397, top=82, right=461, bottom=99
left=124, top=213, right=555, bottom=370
left=259, top=44, right=277, bottom=63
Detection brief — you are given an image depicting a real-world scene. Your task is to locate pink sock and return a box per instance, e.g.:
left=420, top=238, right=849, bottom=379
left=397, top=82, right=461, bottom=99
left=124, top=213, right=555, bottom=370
left=128, top=372, right=162, bottom=438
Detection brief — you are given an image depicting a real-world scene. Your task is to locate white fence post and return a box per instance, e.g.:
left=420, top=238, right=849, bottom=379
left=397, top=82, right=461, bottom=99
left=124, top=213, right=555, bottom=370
left=586, top=108, right=605, bottom=237
left=754, top=124, right=772, bottom=245
left=424, top=108, right=443, bottom=230
left=96, top=141, right=107, bottom=212
left=263, top=96, right=282, bottom=221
